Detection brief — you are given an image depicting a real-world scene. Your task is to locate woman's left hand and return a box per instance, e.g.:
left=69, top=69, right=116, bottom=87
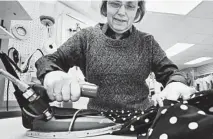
left=152, top=82, right=197, bottom=107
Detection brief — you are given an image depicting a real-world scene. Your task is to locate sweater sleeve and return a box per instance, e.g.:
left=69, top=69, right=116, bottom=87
left=35, top=29, right=87, bottom=84
left=150, top=35, right=187, bottom=87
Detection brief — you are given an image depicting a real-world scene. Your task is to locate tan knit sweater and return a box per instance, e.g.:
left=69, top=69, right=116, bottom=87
left=35, top=23, right=187, bottom=112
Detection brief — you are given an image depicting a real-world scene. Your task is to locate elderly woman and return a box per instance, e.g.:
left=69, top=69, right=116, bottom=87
left=35, top=0, right=196, bottom=112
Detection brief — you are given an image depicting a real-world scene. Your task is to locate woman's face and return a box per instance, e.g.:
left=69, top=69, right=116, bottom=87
left=106, top=0, right=138, bottom=34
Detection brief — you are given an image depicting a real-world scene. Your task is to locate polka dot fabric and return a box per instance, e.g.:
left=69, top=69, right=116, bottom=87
left=102, top=106, right=157, bottom=135
left=103, top=90, right=213, bottom=139
left=139, top=90, right=213, bottom=139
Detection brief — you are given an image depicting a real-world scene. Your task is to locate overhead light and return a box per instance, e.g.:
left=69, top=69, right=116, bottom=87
left=184, top=57, right=212, bottom=65
left=166, top=43, right=194, bottom=57
left=146, top=0, right=203, bottom=15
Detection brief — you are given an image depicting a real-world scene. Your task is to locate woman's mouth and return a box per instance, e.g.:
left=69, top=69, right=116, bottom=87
left=114, top=18, right=127, bottom=23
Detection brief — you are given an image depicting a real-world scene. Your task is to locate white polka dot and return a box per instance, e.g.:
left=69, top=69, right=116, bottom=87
left=137, top=117, right=140, bottom=120
left=183, top=101, right=188, bottom=104
left=159, top=133, right=168, bottom=139
left=122, top=118, right=126, bottom=121
left=188, top=122, right=198, bottom=130
left=197, top=111, right=206, bottom=115
left=169, top=116, right=177, bottom=124
left=101, top=112, right=104, bottom=115
left=209, top=107, right=213, bottom=112
left=148, top=128, right=153, bottom=136
left=128, top=113, right=131, bottom=116
left=127, top=110, right=130, bottom=113
left=109, top=114, right=112, bottom=116
left=130, top=125, right=135, bottom=131
left=161, top=109, right=167, bottom=114
left=113, top=118, right=116, bottom=122
left=171, top=103, right=174, bottom=106
left=135, top=110, right=138, bottom=113
left=117, top=115, right=120, bottom=117
left=110, top=110, right=113, bottom=112
left=191, top=94, right=196, bottom=98
left=180, top=105, right=188, bottom=110
left=122, top=110, right=124, bottom=113
left=134, top=116, right=137, bottom=118
left=145, top=118, right=150, bottom=123
left=199, top=94, right=203, bottom=96
left=141, top=111, right=144, bottom=114
left=142, top=133, right=146, bottom=136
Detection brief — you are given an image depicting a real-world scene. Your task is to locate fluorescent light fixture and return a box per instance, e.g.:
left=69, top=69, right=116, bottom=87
left=166, top=43, right=194, bottom=57
left=184, top=57, right=212, bottom=65
left=146, top=0, right=203, bottom=15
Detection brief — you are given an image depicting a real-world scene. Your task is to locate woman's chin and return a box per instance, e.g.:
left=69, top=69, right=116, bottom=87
left=112, top=26, right=128, bottom=34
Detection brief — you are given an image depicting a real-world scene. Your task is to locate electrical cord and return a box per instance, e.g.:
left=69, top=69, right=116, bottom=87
left=36, top=48, right=44, bottom=56
left=68, top=109, right=82, bottom=132
left=6, top=79, right=9, bottom=111
left=6, top=47, right=18, bottom=111
left=20, top=48, right=44, bottom=73
left=22, top=107, right=44, bottom=119
left=7, top=48, right=44, bottom=73
left=6, top=48, right=44, bottom=111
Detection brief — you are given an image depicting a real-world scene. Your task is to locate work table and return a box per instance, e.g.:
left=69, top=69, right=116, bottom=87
left=0, top=117, right=138, bottom=139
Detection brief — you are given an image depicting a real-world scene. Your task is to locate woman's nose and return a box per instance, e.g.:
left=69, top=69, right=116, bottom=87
left=117, top=5, right=126, bottom=16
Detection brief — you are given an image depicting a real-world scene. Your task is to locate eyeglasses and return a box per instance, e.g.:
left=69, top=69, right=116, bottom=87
left=108, top=1, right=137, bottom=11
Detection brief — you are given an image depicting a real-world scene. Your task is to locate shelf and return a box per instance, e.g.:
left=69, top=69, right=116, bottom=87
left=0, top=26, right=14, bottom=39
left=0, top=111, right=21, bottom=119
left=0, top=0, right=32, bottom=20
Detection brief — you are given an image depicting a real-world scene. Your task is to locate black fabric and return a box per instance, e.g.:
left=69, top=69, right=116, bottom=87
left=52, top=107, right=100, bottom=119
left=102, top=23, right=131, bottom=40
left=100, top=90, right=213, bottom=139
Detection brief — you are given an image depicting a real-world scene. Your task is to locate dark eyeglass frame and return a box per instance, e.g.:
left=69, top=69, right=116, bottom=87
left=107, top=1, right=138, bottom=11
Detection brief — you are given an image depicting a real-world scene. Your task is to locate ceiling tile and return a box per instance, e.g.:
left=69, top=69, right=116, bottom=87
left=200, top=36, right=213, bottom=45
left=182, top=17, right=213, bottom=35
left=188, top=1, right=213, bottom=19
left=184, top=34, right=208, bottom=44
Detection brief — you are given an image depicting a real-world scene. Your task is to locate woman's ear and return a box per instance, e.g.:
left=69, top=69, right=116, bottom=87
left=134, top=8, right=141, bottom=22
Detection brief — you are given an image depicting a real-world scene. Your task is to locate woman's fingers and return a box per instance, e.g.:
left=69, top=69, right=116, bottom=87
left=43, top=70, right=82, bottom=102
left=181, top=87, right=197, bottom=100
left=61, top=79, right=71, bottom=101
left=44, top=81, right=55, bottom=101
left=53, top=81, right=63, bottom=102
left=70, top=81, right=81, bottom=102
left=152, top=94, right=164, bottom=107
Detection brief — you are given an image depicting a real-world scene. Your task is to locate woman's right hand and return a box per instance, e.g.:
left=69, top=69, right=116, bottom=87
left=43, top=70, right=81, bottom=102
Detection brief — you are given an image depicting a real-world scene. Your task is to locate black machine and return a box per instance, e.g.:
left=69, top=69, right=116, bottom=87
left=0, top=69, right=98, bottom=120
left=0, top=51, right=98, bottom=121
left=0, top=51, right=122, bottom=138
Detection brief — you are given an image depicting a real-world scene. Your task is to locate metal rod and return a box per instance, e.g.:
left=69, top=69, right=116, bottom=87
left=0, top=20, right=3, bottom=49
left=0, top=69, right=29, bottom=92
left=66, top=14, right=86, bottom=25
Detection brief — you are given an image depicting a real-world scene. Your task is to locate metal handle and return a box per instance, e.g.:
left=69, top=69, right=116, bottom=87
left=0, top=69, right=29, bottom=92
left=80, top=82, right=98, bottom=98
